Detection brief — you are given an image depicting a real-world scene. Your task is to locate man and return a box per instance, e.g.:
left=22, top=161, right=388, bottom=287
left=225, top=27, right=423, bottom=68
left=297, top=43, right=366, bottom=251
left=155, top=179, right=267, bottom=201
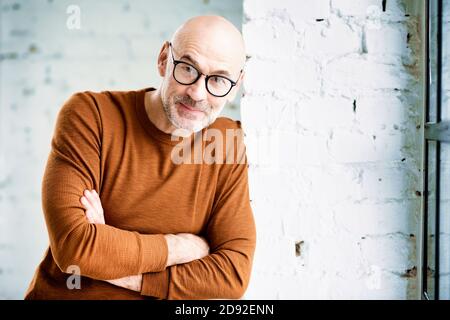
left=24, top=15, right=256, bottom=300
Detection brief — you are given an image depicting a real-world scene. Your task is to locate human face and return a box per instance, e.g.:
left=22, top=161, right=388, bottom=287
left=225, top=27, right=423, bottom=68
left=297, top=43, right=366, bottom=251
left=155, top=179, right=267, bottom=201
left=159, top=42, right=242, bottom=133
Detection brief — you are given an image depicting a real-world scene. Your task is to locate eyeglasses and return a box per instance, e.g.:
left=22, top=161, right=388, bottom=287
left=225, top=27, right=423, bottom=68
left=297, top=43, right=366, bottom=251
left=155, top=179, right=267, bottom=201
left=168, top=42, right=242, bottom=98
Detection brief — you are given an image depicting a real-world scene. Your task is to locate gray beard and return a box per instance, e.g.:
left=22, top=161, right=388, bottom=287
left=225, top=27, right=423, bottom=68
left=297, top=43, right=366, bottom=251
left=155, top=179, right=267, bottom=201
left=162, top=98, right=218, bottom=133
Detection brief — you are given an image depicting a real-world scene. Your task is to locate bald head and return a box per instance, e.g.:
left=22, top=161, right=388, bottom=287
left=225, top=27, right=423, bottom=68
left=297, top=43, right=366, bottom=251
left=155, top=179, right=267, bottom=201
left=152, top=16, right=246, bottom=134
left=170, top=15, right=246, bottom=75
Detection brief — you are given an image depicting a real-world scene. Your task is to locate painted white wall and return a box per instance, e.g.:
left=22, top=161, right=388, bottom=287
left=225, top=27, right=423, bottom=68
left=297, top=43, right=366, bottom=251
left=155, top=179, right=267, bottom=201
left=241, top=0, right=424, bottom=299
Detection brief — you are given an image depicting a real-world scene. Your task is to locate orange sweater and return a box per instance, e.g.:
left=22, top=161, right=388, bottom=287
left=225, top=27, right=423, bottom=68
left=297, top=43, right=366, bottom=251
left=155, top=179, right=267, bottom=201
left=24, top=88, right=256, bottom=300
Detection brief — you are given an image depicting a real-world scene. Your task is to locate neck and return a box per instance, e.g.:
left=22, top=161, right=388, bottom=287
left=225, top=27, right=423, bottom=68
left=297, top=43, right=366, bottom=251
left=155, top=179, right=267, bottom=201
left=144, top=89, right=178, bottom=135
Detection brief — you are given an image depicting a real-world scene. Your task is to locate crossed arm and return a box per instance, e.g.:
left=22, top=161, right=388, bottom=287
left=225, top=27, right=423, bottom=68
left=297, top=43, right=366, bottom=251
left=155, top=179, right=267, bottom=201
left=45, top=92, right=256, bottom=299
left=79, top=189, right=210, bottom=292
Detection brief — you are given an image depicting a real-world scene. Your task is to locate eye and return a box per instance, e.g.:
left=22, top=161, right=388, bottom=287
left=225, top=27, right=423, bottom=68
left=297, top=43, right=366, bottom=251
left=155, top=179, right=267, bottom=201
left=182, top=64, right=195, bottom=73
left=211, top=76, right=227, bottom=85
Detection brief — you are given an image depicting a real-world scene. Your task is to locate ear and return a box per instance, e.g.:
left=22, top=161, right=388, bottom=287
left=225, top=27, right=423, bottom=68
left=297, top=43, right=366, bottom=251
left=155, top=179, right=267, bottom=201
left=227, top=70, right=245, bottom=102
left=157, top=41, right=170, bottom=77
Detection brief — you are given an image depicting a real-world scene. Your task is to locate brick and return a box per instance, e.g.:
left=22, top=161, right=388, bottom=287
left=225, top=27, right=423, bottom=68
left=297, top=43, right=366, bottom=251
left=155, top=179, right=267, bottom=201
left=365, top=22, right=410, bottom=57
left=331, top=0, right=383, bottom=16
left=328, top=127, right=407, bottom=163
left=332, top=200, right=420, bottom=236
left=323, top=55, right=415, bottom=91
left=331, top=0, right=411, bottom=20
left=243, top=18, right=299, bottom=59
left=244, top=0, right=330, bottom=21
left=359, top=235, right=415, bottom=271
left=244, top=57, right=320, bottom=94
left=303, top=16, right=361, bottom=56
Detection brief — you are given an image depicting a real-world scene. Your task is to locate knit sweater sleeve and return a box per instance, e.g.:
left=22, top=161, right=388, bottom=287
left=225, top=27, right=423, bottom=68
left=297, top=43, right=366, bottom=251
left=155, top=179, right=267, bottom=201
left=42, top=92, right=168, bottom=280
left=140, top=125, right=257, bottom=299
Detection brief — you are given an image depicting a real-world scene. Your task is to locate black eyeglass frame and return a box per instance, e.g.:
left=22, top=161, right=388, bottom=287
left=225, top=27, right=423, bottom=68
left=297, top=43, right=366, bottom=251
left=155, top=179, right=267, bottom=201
left=168, top=42, right=242, bottom=98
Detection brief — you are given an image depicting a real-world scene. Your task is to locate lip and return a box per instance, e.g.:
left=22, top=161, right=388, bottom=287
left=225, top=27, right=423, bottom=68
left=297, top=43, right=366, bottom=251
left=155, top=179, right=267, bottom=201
left=178, top=103, right=204, bottom=114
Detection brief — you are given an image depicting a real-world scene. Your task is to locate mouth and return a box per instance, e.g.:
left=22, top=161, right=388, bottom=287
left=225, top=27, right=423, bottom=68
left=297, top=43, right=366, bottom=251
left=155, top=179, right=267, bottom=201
left=177, top=102, right=204, bottom=115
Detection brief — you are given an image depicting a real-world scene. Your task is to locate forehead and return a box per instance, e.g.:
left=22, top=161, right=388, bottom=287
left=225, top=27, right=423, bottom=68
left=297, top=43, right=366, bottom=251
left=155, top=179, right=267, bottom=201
left=174, top=40, right=240, bottom=75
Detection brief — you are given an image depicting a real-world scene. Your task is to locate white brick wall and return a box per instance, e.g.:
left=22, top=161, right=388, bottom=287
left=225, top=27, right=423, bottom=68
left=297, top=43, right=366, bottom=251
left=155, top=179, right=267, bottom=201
left=0, top=0, right=428, bottom=300
left=242, top=0, right=423, bottom=299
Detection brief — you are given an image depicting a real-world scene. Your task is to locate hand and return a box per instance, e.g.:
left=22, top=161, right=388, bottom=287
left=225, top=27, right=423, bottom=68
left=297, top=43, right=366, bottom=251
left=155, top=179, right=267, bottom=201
left=106, top=274, right=142, bottom=292
left=164, top=233, right=210, bottom=267
left=80, top=189, right=141, bottom=292
left=80, top=189, right=105, bottom=224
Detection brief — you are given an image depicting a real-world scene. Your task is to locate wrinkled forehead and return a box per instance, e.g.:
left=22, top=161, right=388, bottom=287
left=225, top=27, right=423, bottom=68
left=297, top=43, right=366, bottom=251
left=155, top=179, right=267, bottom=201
left=172, top=32, right=245, bottom=76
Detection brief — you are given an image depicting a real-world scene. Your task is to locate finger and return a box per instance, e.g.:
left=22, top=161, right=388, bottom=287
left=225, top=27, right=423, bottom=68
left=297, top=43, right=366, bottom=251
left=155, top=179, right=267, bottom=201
left=80, top=196, right=94, bottom=211
left=87, top=209, right=103, bottom=224
left=83, top=190, right=97, bottom=212
left=82, top=193, right=100, bottom=224
left=85, top=190, right=102, bottom=217
left=83, top=190, right=105, bottom=224
left=91, top=190, right=104, bottom=217
left=82, top=200, right=100, bottom=225
left=92, top=190, right=105, bottom=224
left=84, top=190, right=96, bottom=206
left=84, top=190, right=103, bottom=220
left=88, top=191, right=104, bottom=224
left=80, top=195, right=86, bottom=207
left=85, top=210, right=95, bottom=223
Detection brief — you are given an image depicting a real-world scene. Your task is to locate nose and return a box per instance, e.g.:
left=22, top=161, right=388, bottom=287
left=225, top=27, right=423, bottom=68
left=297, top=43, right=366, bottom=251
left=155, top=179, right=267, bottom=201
left=186, top=75, right=208, bottom=102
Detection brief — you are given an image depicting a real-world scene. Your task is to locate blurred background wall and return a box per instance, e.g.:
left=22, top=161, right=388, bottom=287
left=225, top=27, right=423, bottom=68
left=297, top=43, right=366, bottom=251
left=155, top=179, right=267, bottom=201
left=0, top=0, right=242, bottom=299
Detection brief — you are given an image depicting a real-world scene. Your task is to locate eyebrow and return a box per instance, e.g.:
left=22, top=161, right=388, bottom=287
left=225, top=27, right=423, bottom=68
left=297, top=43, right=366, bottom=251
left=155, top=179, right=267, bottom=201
left=179, top=54, right=232, bottom=78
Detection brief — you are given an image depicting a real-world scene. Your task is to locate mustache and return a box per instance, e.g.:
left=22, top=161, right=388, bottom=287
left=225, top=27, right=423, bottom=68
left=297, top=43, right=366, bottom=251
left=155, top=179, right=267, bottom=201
left=174, top=96, right=209, bottom=112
